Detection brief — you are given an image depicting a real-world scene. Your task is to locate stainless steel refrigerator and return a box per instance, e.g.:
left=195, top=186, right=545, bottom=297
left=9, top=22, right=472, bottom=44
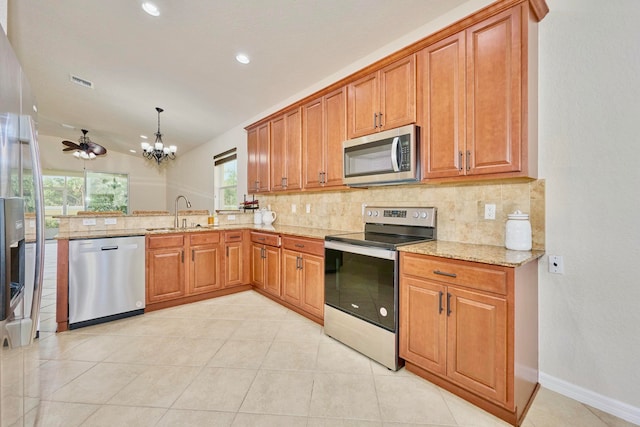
left=0, top=22, right=45, bottom=426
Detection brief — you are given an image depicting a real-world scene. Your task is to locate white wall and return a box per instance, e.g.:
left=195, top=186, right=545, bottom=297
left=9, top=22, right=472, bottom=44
left=537, top=0, right=640, bottom=419
left=38, top=134, right=168, bottom=212
left=170, top=0, right=640, bottom=422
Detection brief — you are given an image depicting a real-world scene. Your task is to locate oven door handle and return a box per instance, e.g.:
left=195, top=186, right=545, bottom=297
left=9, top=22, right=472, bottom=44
left=324, top=240, right=396, bottom=260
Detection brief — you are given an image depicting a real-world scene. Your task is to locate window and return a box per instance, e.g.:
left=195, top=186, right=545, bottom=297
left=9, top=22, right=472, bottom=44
left=213, top=148, right=238, bottom=211
left=85, top=171, right=128, bottom=213
left=41, top=170, right=129, bottom=238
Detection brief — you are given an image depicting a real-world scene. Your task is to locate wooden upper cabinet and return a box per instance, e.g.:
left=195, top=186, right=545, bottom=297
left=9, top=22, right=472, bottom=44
left=348, top=55, right=416, bottom=138
left=303, top=86, right=346, bottom=189
left=418, top=33, right=466, bottom=179
left=420, top=5, right=531, bottom=180
left=248, top=122, right=270, bottom=193
left=466, top=6, right=522, bottom=176
left=270, top=108, right=302, bottom=192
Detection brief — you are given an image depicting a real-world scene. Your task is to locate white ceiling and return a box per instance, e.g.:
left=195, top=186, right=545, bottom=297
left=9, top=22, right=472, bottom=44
left=7, top=0, right=468, bottom=157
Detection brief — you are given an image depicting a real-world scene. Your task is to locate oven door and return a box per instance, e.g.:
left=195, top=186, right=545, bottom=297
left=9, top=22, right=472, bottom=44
left=324, top=240, right=397, bottom=332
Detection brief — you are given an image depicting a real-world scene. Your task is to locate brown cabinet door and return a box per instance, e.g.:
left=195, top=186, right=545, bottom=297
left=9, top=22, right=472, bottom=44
left=251, top=243, right=265, bottom=288
left=282, top=249, right=301, bottom=306
left=300, top=253, right=324, bottom=319
left=257, top=122, right=270, bottom=191
left=284, top=108, right=302, bottom=191
left=224, top=242, right=244, bottom=288
left=447, top=286, right=507, bottom=404
left=264, top=245, right=281, bottom=297
left=419, top=33, right=466, bottom=179
left=466, top=6, right=521, bottom=175
left=380, top=55, right=416, bottom=131
left=302, top=97, right=324, bottom=189
left=399, top=275, right=447, bottom=375
left=303, top=87, right=346, bottom=189
left=189, top=244, right=222, bottom=295
left=323, top=87, right=346, bottom=188
left=348, top=72, right=379, bottom=138
left=247, top=127, right=259, bottom=193
left=269, top=115, right=286, bottom=191
left=147, top=248, right=185, bottom=303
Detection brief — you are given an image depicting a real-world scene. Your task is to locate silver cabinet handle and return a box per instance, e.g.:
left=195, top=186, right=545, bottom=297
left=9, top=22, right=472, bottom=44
left=458, top=151, right=463, bottom=171
left=379, top=112, right=383, bottom=128
left=374, top=112, right=378, bottom=128
left=466, top=151, right=471, bottom=172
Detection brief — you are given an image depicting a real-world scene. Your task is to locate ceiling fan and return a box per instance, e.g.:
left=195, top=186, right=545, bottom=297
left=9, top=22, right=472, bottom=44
left=61, top=129, right=107, bottom=159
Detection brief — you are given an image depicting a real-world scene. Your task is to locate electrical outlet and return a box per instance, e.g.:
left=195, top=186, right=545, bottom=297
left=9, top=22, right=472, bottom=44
left=104, top=218, right=117, bottom=225
left=82, top=218, right=96, bottom=226
left=548, top=255, right=564, bottom=274
left=306, top=203, right=311, bottom=214
left=484, top=204, right=496, bottom=220
left=291, top=204, right=296, bottom=213
left=227, top=214, right=236, bottom=221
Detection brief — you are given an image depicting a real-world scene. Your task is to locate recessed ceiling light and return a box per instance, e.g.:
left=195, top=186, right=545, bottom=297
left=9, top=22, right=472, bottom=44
left=142, top=2, right=160, bottom=17
left=236, top=54, right=250, bottom=64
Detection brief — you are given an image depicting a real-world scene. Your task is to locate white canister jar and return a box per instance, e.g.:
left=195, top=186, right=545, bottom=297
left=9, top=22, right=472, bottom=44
left=505, top=210, right=532, bottom=251
left=254, top=209, right=263, bottom=225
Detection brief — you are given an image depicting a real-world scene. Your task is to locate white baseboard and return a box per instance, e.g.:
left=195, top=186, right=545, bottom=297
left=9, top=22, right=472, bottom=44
left=539, top=372, right=640, bottom=425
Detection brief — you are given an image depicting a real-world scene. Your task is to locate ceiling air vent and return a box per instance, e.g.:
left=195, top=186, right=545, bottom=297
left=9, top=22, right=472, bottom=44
left=70, top=74, right=94, bottom=89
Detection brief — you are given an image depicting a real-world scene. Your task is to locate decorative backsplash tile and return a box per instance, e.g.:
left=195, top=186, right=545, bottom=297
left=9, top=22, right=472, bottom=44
left=259, top=179, right=545, bottom=250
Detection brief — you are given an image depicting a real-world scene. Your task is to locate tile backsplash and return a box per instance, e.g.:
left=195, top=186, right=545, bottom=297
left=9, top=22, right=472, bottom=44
left=259, top=179, right=545, bottom=250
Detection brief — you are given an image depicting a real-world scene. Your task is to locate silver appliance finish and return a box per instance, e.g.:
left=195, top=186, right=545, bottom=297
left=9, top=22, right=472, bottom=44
left=343, top=124, right=418, bottom=187
left=324, top=206, right=436, bottom=371
left=69, top=236, right=146, bottom=327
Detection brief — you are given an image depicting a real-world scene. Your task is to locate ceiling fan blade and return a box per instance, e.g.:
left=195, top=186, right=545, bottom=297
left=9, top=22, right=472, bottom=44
left=62, top=147, right=77, bottom=152
left=87, top=142, right=107, bottom=155
left=62, top=140, right=81, bottom=149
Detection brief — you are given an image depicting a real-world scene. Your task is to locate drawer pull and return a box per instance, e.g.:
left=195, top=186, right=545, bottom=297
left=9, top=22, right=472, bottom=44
left=295, top=244, right=305, bottom=248
left=229, top=235, right=241, bottom=240
left=258, top=237, right=266, bottom=241
left=434, top=270, right=457, bottom=278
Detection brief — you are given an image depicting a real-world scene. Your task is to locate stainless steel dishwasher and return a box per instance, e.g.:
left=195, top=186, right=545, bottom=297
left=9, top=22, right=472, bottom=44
left=68, top=235, right=145, bottom=329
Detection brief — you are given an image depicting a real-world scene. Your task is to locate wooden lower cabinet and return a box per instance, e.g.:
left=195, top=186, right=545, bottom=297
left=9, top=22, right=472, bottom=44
left=250, top=231, right=281, bottom=298
left=399, top=252, right=538, bottom=426
left=146, top=231, right=246, bottom=311
left=223, top=230, right=248, bottom=288
left=188, top=232, right=222, bottom=295
left=146, top=234, right=186, bottom=303
left=282, top=236, right=324, bottom=319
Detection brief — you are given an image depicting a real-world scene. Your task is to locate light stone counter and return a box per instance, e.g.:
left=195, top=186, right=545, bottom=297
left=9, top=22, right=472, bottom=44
left=399, top=240, right=544, bottom=267
left=55, top=223, right=353, bottom=241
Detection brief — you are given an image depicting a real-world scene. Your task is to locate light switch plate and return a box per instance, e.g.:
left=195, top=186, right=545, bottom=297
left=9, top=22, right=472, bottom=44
left=104, top=218, right=117, bottom=225
left=227, top=214, right=236, bottom=221
left=82, top=218, right=97, bottom=226
left=306, top=203, right=311, bottom=214
left=291, top=204, right=296, bottom=213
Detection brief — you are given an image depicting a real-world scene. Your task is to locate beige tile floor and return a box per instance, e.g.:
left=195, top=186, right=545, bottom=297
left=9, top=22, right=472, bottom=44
left=16, top=241, right=639, bottom=426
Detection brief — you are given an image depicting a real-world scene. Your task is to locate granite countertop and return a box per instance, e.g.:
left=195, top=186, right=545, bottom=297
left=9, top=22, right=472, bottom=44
left=55, top=225, right=543, bottom=267
left=399, top=240, right=544, bottom=267
left=55, top=224, right=352, bottom=241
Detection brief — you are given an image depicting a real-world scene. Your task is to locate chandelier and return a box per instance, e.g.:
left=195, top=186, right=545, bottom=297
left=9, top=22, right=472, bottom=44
left=141, top=107, right=177, bottom=164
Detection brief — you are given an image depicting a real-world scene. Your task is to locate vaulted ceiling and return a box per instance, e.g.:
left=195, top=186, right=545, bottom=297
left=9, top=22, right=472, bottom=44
left=7, top=0, right=468, bottom=156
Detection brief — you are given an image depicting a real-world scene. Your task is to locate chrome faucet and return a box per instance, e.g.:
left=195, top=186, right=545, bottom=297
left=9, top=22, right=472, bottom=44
left=174, top=195, right=192, bottom=228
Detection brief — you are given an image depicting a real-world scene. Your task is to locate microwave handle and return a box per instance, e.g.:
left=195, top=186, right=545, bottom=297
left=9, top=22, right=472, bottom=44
left=390, top=136, right=401, bottom=172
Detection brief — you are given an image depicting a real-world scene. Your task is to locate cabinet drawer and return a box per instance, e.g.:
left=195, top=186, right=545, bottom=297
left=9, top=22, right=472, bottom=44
left=282, top=236, right=324, bottom=256
left=224, top=231, right=244, bottom=242
left=251, top=231, right=280, bottom=247
left=190, top=232, right=220, bottom=246
left=147, top=234, right=184, bottom=249
left=401, top=253, right=509, bottom=295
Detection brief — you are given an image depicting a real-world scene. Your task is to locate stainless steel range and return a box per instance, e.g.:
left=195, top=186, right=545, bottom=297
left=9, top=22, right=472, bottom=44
left=324, top=206, right=436, bottom=370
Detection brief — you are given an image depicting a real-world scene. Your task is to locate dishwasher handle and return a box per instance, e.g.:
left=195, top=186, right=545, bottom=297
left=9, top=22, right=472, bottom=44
left=101, top=245, right=119, bottom=251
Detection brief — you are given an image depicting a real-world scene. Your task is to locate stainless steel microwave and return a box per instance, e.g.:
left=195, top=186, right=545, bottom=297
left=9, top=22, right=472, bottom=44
left=343, top=124, right=419, bottom=186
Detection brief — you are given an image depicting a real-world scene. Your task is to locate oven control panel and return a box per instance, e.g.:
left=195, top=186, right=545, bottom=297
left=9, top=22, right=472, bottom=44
left=363, top=206, right=436, bottom=227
